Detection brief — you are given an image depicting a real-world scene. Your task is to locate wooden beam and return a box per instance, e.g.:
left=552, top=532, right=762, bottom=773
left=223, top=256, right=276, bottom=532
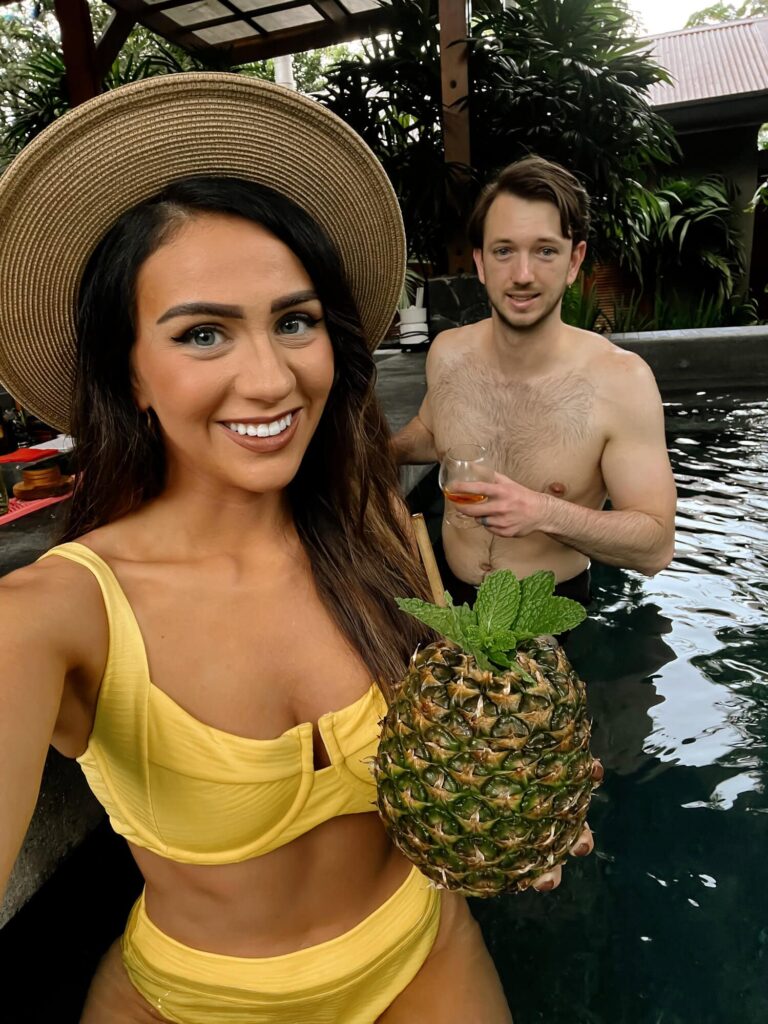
left=54, top=0, right=99, bottom=105
left=213, top=8, right=396, bottom=63
left=95, top=9, right=137, bottom=79
left=439, top=0, right=472, bottom=274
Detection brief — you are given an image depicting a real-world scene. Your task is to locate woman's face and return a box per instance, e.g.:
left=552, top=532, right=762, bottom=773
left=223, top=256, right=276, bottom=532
left=131, top=212, right=335, bottom=499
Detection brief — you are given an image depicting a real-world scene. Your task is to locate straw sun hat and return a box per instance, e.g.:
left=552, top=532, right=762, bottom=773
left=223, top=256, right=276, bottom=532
left=0, top=72, right=406, bottom=431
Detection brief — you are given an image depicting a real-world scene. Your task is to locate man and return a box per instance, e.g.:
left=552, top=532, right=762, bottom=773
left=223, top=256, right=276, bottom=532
left=393, top=156, right=676, bottom=605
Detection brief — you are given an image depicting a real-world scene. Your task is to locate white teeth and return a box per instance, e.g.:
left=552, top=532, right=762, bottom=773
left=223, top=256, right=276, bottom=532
left=226, top=413, right=294, bottom=438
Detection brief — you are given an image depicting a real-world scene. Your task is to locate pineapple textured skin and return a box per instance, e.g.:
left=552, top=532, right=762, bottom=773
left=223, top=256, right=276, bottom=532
left=374, top=638, right=598, bottom=896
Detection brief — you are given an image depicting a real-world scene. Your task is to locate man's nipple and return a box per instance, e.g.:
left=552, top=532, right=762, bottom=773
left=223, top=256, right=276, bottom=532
left=548, top=481, right=567, bottom=496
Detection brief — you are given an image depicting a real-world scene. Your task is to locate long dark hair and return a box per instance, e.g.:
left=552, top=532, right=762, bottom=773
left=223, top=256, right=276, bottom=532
left=63, top=176, right=431, bottom=692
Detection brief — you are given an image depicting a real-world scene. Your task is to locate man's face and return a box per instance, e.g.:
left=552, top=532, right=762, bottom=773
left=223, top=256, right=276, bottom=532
left=473, top=192, right=586, bottom=333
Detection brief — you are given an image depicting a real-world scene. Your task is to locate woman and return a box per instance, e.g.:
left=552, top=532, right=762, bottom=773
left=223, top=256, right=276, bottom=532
left=0, top=74, right=589, bottom=1023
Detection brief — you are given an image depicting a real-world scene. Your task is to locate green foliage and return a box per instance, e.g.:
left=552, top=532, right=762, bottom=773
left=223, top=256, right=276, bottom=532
left=606, top=290, right=760, bottom=332
left=0, top=3, right=352, bottom=165
left=562, top=276, right=602, bottom=331
left=397, top=569, right=586, bottom=670
left=685, top=1, right=768, bottom=27
left=318, top=0, right=677, bottom=270
left=747, top=179, right=768, bottom=211
left=623, top=175, right=745, bottom=303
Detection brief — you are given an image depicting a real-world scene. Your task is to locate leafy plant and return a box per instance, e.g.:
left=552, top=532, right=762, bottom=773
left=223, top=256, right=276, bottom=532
left=606, top=289, right=760, bottom=332
left=562, top=276, right=603, bottom=331
left=397, top=569, right=586, bottom=671
left=318, top=0, right=677, bottom=270
left=685, top=1, right=768, bottom=28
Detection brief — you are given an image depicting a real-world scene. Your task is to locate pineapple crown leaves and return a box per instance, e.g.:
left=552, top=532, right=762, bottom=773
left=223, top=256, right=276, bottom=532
left=396, top=569, right=586, bottom=671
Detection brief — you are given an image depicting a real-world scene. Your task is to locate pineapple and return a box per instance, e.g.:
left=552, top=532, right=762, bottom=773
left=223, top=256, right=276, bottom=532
left=374, top=569, right=599, bottom=897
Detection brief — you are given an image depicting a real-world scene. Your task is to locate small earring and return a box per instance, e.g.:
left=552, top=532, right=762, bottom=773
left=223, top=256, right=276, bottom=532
left=144, top=408, right=154, bottom=431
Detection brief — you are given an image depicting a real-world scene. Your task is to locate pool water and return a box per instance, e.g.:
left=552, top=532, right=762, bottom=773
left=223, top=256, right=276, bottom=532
left=471, top=389, right=768, bottom=1024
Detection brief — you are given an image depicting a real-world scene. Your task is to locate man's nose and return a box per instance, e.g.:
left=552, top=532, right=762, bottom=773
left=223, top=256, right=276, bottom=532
left=512, top=255, right=535, bottom=284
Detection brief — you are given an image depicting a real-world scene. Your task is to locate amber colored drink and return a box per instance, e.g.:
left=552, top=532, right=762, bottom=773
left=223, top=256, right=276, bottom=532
left=442, top=489, right=487, bottom=505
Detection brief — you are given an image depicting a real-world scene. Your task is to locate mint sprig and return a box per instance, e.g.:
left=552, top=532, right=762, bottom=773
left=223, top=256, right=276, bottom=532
left=397, top=569, right=586, bottom=669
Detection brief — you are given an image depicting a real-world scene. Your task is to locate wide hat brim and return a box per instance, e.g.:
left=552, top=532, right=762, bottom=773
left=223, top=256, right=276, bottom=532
left=0, top=72, right=405, bottom=432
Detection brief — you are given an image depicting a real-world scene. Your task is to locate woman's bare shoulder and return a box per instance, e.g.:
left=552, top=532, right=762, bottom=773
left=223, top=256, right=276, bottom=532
left=0, top=547, right=108, bottom=656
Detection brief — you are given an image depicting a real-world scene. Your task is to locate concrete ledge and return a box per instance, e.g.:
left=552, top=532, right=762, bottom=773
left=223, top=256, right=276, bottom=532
left=610, top=325, right=768, bottom=389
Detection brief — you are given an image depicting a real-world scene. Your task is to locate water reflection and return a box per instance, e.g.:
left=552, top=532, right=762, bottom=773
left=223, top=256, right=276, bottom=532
left=474, top=388, right=768, bottom=1024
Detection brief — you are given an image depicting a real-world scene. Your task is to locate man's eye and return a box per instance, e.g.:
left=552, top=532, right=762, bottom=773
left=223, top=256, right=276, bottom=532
left=278, top=313, right=320, bottom=336
left=540, top=248, right=557, bottom=257
left=172, top=326, right=223, bottom=348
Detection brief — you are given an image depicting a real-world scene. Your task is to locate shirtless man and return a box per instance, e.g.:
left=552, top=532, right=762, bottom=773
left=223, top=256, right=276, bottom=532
left=393, top=156, right=676, bottom=604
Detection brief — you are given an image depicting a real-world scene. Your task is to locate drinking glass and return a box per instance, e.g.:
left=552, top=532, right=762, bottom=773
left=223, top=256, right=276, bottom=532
left=439, top=444, right=494, bottom=529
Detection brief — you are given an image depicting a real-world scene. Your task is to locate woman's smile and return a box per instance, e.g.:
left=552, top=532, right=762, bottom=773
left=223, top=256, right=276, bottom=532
left=220, top=409, right=301, bottom=453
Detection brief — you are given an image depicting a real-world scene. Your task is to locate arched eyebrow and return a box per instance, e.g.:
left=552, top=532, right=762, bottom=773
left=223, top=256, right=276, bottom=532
left=271, top=290, right=319, bottom=312
left=156, top=291, right=320, bottom=324
left=157, top=302, right=243, bottom=324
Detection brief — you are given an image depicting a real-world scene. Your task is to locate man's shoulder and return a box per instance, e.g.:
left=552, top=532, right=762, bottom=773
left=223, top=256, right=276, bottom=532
left=572, top=328, right=656, bottom=391
left=429, top=319, right=488, bottom=361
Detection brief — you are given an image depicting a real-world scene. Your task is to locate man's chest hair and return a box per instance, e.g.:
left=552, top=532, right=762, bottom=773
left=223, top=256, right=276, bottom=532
left=431, top=354, right=598, bottom=480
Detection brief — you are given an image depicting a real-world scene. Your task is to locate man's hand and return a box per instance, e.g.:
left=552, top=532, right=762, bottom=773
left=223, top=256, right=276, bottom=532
left=451, top=472, right=548, bottom=537
left=532, top=759, right=603, bottom=892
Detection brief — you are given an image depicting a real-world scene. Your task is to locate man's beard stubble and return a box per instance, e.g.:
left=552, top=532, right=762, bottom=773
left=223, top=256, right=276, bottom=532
left=488, top=284, right=566, bottom=334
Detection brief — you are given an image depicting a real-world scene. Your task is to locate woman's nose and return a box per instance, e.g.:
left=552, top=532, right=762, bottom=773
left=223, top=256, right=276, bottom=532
left=233, top=335, right=295, bottom=404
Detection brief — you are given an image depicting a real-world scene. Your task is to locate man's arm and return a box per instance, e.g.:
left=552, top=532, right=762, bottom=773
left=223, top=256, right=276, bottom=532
left=455, top=357, right=676, bottom=576
left=391, top=339, right=444, bottom=465
left=391, top=406, right=438, bottom=465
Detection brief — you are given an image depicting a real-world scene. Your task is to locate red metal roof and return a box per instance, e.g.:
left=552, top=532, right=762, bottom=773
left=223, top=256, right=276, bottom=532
left=646, top=17, right=768, bottom=108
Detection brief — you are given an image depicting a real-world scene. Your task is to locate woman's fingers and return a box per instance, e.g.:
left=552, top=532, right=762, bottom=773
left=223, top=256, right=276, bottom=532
left=591, top=759, right=604, bottom=782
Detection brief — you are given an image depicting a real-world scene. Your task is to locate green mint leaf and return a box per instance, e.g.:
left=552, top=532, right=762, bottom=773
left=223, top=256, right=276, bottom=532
left=469, top=647, right=493, bottom=671
left=484, top=628, right=518, bottom=653
left=445, top=594, right=476, bottom=636
left=464, top=623, right=485, bottom=649
left=395, top=597, right=466, bottom=647
left=487, top=649, right=513, bottom=669
left=514, top=596, right=586, bottom=640
left=475, top=570, right=521, bottom=634
left=512, top=571, right=586, bottom=637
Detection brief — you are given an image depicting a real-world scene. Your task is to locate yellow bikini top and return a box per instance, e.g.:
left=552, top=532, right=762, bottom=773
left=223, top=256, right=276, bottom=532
left=40, top=542, right=387, bottom=865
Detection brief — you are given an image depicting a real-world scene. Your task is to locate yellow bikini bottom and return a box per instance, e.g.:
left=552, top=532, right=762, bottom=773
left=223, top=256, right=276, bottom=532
left=121, top=866, right=442, bottom=1024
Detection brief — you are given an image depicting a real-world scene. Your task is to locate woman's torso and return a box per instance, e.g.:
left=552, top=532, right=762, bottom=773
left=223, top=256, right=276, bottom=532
left=47, top=518, right=409, bottom=956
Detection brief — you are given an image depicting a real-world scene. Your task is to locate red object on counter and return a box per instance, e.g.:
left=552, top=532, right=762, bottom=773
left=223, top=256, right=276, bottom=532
left=0, top=447, right=60, bottom=464
left=0, top=492, right=71, bottom=524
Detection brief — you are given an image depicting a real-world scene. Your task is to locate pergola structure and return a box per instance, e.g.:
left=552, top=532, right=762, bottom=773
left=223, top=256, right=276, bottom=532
left=0, top=0, right=473, bottom=269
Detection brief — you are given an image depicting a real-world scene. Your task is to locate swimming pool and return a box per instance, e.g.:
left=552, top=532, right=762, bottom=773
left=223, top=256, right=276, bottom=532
left=470, top=388, right=768, bottom=1023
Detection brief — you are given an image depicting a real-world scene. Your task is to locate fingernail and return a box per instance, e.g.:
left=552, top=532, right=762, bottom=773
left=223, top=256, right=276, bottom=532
left=574, top=842, right=590, bottom=856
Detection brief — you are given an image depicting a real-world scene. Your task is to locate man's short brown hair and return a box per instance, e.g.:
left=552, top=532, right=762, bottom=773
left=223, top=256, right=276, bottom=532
left=468, top=156, right=591, bottom=249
